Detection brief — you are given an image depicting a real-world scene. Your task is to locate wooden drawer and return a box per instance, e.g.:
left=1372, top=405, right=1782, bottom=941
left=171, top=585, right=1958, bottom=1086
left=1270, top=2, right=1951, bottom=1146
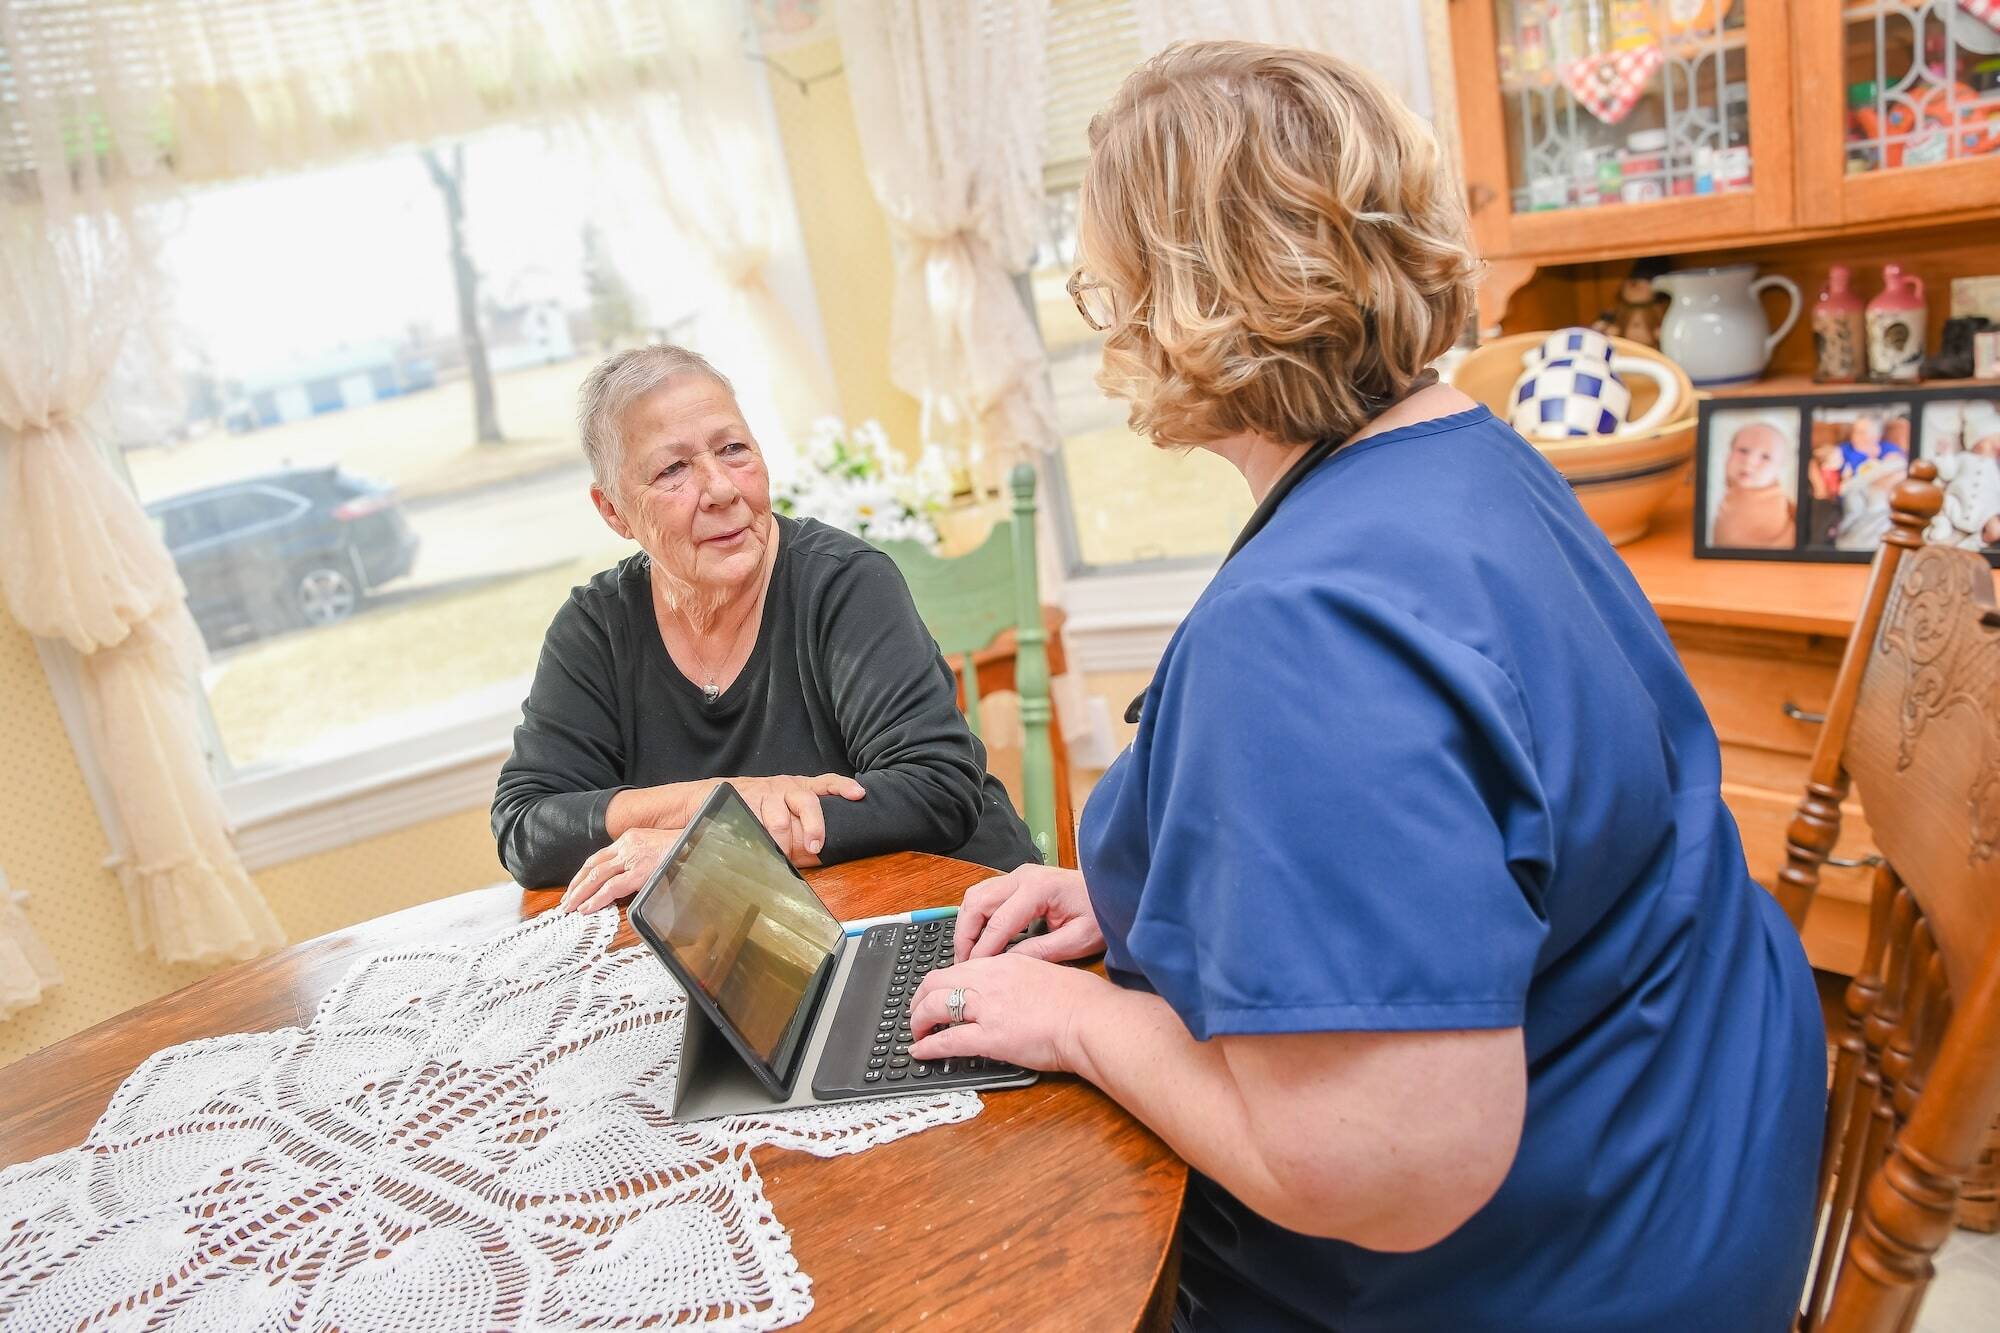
left=1722, top=781, right=1878, bottom=907
left=1676, top=643, right=1838, bottom=759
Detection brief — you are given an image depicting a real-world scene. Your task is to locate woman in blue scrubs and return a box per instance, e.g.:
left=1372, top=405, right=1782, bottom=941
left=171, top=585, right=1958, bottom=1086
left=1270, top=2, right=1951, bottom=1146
left=911, top=41, right=1824, bottom=1332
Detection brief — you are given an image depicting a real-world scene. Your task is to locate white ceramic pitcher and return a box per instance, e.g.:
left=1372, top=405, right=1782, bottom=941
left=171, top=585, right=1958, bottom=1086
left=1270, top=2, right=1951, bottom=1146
left=1655, top=264, right=1802, bottom=386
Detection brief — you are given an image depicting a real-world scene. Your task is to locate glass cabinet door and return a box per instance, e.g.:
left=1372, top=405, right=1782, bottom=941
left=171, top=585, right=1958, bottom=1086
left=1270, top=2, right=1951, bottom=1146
left=1841, top=1, right=2000, bottom=179
left=1493, top=0, right=1753, bottom=215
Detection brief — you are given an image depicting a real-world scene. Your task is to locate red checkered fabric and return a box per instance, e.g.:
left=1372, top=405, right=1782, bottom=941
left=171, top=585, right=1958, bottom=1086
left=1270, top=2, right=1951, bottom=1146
left=1562, top=45, right=1664, bottom=125
left=1960, top=0, right=2000, bottom=32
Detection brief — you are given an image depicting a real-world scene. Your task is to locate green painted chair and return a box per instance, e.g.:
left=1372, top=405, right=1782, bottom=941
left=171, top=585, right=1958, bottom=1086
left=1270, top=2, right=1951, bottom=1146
left=875, top=463, right=1074, bottom=867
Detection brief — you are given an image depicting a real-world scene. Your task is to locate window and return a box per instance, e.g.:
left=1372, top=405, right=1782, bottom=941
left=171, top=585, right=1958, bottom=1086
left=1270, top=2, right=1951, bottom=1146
left=1031, top=0, right=1253, bottom=572
left=1029, top=0, right=1437, bottom=575
left=104, top=112, right=817, bottom=823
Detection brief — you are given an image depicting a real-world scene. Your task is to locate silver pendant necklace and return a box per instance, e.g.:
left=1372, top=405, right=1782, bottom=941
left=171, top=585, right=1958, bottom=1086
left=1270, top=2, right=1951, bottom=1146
left=677, top=596, right=759, bottom=705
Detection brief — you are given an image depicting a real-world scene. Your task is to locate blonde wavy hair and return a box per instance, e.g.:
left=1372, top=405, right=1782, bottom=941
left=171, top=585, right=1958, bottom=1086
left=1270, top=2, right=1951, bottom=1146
left=1078, top=41, right=1479, bottom=449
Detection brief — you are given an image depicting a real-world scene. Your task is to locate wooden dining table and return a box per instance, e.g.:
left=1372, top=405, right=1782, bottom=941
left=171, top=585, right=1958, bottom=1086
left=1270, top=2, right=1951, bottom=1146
left=0, top=851, right=1187, bottom=1330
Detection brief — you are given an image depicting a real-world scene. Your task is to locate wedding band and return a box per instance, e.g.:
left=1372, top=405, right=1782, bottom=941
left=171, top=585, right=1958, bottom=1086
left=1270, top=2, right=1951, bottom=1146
left=946, top=987, right=967, bottom=1025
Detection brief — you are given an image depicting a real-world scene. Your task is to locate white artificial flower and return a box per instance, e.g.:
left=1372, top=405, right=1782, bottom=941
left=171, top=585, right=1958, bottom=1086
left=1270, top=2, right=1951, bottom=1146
left=771, top=416, right=943, bottom=552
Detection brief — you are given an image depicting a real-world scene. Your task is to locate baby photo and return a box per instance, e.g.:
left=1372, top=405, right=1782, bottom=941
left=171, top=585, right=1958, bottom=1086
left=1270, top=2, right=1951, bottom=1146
left=1920, top=398, right=2000, bottom=554
left=1805, top=405, right=1913, bottom=554
left=1703, top=409, right=1800, bottom=551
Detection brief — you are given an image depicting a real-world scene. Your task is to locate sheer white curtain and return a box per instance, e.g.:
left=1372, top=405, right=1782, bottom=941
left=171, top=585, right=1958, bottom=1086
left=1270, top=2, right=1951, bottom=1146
left=1131, top=0, right=1434, bottom=117
left=0, top=870, right=59, bottom=1021
left=834, top=0, right=1058, bottom=476
left=574, top=0, right=834, bottom=463
left=0, top=13, right=286, bottom=966
left=8, top=0, right=728, bottom=187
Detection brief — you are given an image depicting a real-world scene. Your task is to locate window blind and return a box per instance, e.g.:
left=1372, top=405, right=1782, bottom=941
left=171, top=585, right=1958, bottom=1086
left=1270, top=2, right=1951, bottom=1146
left=1, top=0, right=713, bottom=195
left=1042, top=0, right=1141, bottom=194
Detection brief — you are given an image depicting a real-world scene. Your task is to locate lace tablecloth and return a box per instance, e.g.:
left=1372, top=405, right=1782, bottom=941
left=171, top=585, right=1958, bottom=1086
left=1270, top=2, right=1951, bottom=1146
left=0, top=910, right=980, bottom=1331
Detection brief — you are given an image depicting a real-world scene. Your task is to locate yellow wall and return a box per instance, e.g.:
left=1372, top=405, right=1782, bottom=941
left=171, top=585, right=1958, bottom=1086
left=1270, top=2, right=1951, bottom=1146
left=0, top=604, right=505, bottom=1066
left=762, top=36, right=925, bottom=458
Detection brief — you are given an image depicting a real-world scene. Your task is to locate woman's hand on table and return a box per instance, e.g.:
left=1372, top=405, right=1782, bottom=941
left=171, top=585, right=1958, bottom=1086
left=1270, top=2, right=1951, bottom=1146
left=907, top=954, right=1114, bottom=1073
left=566, top=774, right=867, bottom=910
left=728, top=773, right=866, bottom=864
left=606, top=773, right=866, bottom=871
left=953, top=864, right=1103, bottom=964
left=560, top=827, right=682, bottom=913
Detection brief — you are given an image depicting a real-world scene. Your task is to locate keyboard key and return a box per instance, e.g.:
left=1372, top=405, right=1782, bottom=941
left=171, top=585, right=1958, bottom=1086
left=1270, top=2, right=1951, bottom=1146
left=911, top=1064, right=931, bottom=1078
left=892, top=1043, right=909, bottom=1055
left=872, top=1044, right=889, bottom=1055
left=868, top=1057, right=885, bottom=1069
left=889, top=1055, right=910, bottom=1068
left=887, top=1068, right=907, bottom=1081
left=864, top=1069, right=882, bottom=1083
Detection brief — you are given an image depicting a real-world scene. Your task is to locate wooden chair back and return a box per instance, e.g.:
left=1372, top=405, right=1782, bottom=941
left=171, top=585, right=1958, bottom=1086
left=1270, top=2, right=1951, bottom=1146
left=876, top=464, right=1075, bottom=867
left=1781, top=461, right=2000, bottom=1333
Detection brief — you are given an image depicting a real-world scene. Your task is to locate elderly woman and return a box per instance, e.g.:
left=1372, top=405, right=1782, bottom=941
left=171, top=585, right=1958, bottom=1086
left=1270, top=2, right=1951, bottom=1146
left=911, top=43, right=1822, bottom=1332
left=491, top=346, right=1038, bottom=905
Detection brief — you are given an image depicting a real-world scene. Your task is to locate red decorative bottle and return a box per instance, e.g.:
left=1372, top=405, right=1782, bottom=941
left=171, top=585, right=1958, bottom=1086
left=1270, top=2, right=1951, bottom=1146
left=1811, top=264, right=1865, bottom=384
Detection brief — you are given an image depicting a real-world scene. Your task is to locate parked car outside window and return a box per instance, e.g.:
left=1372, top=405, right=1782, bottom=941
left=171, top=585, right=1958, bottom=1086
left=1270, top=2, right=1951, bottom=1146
left=146, top=467, right=420, bottom=649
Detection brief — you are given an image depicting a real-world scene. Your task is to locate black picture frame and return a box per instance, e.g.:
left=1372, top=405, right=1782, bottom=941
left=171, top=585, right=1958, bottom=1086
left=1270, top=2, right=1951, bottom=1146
left=1693, top=384, right=2000, bottom=567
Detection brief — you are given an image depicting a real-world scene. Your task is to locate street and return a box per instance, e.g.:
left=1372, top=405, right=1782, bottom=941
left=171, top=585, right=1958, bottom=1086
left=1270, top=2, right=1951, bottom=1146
left=399, top=461, right=630, bottom=592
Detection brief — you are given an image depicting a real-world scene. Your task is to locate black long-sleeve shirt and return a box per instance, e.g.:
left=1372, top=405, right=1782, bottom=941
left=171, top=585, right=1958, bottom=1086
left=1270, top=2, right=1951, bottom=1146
left=491, top=515, right=1040, bottom=887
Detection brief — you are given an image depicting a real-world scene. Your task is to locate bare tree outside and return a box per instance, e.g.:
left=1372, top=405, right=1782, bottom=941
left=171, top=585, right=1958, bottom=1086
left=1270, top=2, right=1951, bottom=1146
left=421, top=143, right=504, bottom=445
left=581, top=222, right=639, bottom=352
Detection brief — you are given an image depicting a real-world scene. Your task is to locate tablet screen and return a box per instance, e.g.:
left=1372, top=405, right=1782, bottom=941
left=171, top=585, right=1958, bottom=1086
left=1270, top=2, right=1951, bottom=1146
left=632, top=787, right=844, bottom=1075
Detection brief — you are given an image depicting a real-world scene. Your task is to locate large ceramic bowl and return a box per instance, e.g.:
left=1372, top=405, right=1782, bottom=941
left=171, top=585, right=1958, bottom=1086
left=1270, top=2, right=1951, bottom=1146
left=1448, top=331, right=1698, bottom=545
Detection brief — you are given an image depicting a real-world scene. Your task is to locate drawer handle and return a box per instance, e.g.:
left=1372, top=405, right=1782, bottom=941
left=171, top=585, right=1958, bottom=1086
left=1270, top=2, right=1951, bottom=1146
left=1781, top=701, right=1826, bottom=725
left=1824, top=853, right=1884, bottom=871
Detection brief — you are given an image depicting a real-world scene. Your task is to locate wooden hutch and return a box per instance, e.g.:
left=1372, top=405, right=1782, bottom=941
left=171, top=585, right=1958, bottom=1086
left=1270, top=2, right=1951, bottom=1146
left=1441, top=0, right=2000, bottom=977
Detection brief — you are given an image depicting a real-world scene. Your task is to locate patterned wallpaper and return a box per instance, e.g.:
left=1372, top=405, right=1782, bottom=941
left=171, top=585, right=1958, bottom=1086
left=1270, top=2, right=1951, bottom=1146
left=0, top=606, right=508, bottom=1067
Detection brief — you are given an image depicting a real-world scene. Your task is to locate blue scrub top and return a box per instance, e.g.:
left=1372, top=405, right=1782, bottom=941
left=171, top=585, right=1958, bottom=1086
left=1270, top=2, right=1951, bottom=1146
left=1080, top=408, right=1824, bottom=1332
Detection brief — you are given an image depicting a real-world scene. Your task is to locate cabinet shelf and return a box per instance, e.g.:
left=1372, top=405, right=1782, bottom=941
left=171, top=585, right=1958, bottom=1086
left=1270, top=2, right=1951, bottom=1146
left=1498, top=26, right=1749, bottom=97
left=1703, top=374, right=2000, bottom=399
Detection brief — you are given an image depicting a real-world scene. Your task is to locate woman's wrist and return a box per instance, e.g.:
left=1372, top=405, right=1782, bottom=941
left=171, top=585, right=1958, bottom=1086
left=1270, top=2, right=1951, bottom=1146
left=1057, top=970, right=1131, bottom=1085
left=606, top=782, right=702, bottom=837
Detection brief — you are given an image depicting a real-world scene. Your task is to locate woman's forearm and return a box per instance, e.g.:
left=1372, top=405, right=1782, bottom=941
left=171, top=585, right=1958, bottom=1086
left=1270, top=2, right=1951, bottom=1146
left=605, top=783, right=705, bottom=838
left=1063, top=983, right=1312, bottom=1232
left=1063, top=983, right=1521, bottom=1250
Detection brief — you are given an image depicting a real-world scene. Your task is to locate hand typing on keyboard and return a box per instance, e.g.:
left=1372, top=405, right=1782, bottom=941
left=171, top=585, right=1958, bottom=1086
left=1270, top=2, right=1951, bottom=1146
left=906, top=949, right=1113, bottom=1075
left=952, top=865, right=1105, bottom=965
left=820, top=918, right=1034, bottom=1096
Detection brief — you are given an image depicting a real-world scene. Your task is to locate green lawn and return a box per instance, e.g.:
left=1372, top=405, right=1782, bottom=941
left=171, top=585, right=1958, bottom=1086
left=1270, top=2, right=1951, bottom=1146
left=206, top=555, right=611, bottom=766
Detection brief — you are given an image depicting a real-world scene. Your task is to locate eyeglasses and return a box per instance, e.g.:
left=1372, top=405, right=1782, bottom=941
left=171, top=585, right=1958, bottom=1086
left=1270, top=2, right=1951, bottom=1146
left=1066, top=269, right=1115, bottom=332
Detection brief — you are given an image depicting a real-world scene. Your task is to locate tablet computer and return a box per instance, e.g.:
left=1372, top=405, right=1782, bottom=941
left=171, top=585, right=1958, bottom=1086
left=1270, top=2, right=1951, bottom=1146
left=627, top=782, right=846, bottom=1100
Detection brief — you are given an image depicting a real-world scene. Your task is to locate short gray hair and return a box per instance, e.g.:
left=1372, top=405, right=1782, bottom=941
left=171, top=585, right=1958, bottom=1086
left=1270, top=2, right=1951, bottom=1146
left=576, top=344, right=736, bottom=489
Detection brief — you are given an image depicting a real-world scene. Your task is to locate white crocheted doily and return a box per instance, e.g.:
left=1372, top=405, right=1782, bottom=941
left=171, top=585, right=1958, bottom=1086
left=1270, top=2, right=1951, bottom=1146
left=0, top=909, right=980, bottom=1331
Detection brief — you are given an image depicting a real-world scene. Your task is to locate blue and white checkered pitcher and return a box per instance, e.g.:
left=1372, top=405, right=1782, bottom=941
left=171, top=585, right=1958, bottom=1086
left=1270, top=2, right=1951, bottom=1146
left=1507, top=328, right=1682, bottom=442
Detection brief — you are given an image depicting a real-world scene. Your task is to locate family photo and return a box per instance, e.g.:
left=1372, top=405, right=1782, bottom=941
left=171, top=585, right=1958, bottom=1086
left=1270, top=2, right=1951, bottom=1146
left=1701, top=407, right=1800, bottom=552
left=1808, top=404, right=1914, bottom=554
left=1922, top=398, right=2000, bottom=554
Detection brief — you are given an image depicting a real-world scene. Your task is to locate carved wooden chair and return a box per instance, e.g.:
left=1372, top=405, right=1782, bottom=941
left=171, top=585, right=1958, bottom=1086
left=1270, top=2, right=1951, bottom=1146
left=876, top=464, right=1076, bottom=868
left=1780, top=460, right=2000, bottom=1332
